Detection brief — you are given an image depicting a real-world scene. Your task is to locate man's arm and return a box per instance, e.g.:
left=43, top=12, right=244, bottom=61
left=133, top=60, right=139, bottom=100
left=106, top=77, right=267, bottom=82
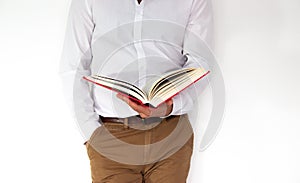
left=59, top=0, right=100, bottom=143
left=169, top=0, right=213, bottom=115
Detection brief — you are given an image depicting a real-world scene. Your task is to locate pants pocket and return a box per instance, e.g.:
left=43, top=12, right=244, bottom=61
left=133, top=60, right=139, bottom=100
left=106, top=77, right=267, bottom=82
left=89, top=126, right=102, bottom=143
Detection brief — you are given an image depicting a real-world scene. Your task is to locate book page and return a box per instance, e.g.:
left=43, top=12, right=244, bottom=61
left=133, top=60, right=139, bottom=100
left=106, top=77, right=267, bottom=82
left=142, top=68, right=194, bottom=97
left=151, top=71, right=197, bottom=99
left=84, top=75, right=148, bottom=103
left=149, top=68, right=208, bottom=107
left=149, top=70, right=194, bottom=98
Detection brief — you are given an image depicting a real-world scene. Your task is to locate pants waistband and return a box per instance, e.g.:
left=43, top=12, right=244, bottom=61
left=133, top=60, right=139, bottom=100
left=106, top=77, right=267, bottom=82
left=99, top=115, right=180, bottom=126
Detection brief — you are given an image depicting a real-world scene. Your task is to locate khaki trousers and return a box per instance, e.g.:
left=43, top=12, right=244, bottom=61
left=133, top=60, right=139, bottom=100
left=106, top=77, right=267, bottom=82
left=86, top=114, right=194, bottom=183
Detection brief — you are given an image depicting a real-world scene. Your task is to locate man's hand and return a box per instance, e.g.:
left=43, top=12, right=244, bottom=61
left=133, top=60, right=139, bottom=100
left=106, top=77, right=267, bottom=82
left=116, top=93, right=173, bottom=118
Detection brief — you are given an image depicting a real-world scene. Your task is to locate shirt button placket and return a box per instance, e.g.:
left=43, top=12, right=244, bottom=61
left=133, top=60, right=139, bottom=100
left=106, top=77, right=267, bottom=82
left=133, top=2, right=146, bottom=88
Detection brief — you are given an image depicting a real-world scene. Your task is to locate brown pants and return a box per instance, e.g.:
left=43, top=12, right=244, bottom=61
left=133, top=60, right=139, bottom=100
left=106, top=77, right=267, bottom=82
left=86, top=114, right=194, bottom=183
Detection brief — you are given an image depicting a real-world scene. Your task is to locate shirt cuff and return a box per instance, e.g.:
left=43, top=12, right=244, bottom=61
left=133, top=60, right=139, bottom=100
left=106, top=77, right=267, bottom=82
left=169, top=94, right=182, bottom=116
left=169, top=88, right=196, bottom=116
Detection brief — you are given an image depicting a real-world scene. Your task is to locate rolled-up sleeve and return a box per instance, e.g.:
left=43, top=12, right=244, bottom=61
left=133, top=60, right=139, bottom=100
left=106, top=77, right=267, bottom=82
left=170, top=0, right=213, bottom=115
left=59, top=0, right=100, bottom=142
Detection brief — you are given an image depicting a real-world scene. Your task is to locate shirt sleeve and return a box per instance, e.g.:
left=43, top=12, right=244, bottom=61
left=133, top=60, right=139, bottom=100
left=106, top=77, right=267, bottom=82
left=169, top=0, right=213, bottom=115
left=59, top=0, right=100, bottom=143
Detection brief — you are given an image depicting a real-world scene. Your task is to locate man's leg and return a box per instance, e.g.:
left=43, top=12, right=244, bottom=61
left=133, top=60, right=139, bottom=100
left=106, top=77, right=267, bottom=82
left=86, top=141, right=144, bottom=183
left=86, top=123, right=145, bottom=183
left=143, top=114, right=194, bottom=183
left=143, top=135, right=193, bottom=183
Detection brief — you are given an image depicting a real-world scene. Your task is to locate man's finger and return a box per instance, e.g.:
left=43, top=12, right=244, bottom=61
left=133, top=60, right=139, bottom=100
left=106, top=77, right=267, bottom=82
left=116, top=93, right=130, bottom=104
left=128, top=101, right=151, bottom=116
left=165, top=99, right=173, bottom=106
left=139, top=113, right=150, bottom=118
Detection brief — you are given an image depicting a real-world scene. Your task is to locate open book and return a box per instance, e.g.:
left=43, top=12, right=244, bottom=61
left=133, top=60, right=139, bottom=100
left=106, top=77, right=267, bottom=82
left=83, top=68, right=209, bottom=108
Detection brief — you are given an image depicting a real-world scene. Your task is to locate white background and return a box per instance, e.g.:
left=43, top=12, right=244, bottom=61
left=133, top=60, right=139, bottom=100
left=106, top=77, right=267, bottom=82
left=0, top=0, right=299, bottom=182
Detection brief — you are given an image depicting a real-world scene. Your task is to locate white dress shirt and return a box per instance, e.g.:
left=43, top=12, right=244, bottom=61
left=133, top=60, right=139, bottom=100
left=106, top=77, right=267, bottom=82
left=59, top=0, right=213, bottom=141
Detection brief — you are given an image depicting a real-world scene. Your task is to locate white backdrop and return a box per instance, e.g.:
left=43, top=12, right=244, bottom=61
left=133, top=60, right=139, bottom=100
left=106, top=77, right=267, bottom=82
left=0, top=0, right=299, bottom=182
